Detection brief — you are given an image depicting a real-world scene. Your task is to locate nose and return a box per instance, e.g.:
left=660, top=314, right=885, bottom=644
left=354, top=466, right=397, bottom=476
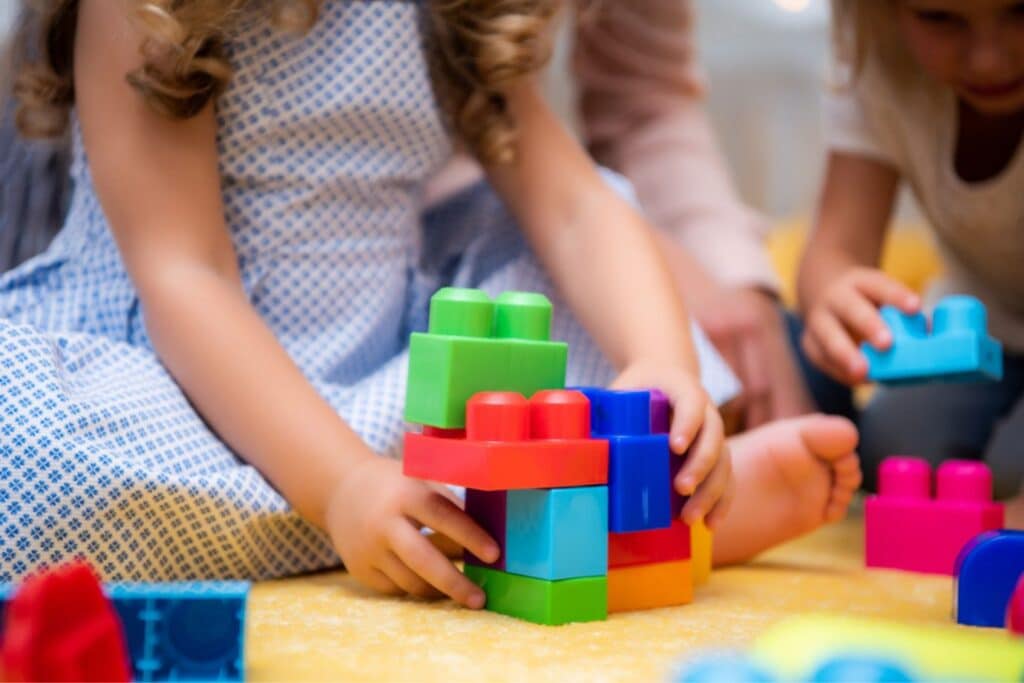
left=965, top=23, right=1013, bottom=80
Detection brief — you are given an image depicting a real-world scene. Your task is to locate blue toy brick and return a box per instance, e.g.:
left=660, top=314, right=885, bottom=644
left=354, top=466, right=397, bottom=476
left=607, top=434, right=672, bottom=532
left=808, top=655, right=917, bottom=682
left=863, top=296, right=1002, bottom=385
left=574, top=387, right=673, bottom=533
left=955, top=530, right=1024, bottom=627
left=0, top=581, right=249, bottom=682
left=505, top=486, right=608, bottom=580
left=674, top=654, right=777, bottom=683
left=575, top=387, right=651, bottom=436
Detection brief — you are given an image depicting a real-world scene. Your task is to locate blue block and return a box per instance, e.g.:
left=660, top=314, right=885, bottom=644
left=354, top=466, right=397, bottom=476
left=0, top=581, right=248, bottom=682
left=809, top=655, right=917, bottom=682
left=505, top=486, right=608, bottom=580
left=863, top=296, right=1002, bottom=385
left=575, top=387, right=651, bottom=436
left=607, top=434, right=672, bottom=532
left=674, top=654, right=777, bottom=683
left=575, top=387, right=673, bottom=533
left=955, top=530, right=1024, bottom=627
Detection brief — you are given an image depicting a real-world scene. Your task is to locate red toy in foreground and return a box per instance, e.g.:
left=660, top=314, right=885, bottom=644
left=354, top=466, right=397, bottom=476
left=0, top=562, right=130, bottom=682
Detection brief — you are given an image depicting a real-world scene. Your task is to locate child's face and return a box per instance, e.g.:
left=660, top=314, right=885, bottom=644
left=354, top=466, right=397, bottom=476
left=898, top=0, right=1024, bottom=115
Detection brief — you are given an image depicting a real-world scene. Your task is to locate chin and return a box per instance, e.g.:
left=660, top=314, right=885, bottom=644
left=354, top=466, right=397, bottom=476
left=959, top=90, right=1024, bottom=118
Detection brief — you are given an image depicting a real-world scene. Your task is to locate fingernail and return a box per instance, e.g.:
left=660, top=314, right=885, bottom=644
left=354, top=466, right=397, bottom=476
left=468, top=591, right=485, bottom=609
left=873, top=330, right=890, bottom=347
left=678, top=477, right=695, bottom=495
left=483, top=544, right=500, bottom=563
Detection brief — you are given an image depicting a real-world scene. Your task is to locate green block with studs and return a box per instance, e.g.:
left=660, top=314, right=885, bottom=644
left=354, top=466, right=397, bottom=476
left=464, top=565, right=607, bottom=626
left=404, top=288, right=568, bottom=429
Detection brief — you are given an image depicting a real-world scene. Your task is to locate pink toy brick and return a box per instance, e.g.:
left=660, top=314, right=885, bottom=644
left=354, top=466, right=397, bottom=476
left=865, top=457, right=1004, bottom=575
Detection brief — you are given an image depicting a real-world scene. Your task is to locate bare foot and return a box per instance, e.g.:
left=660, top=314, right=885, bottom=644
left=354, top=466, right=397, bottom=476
left=711, top=414, right=861, bottom=566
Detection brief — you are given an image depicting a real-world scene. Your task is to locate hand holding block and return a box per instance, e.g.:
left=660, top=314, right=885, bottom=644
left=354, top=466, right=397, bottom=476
left=403, top=390, right=608, bottom=490
left=863, top=295, right=1003, bottom=384
left=865, top=457, right=1004, bottom=574
left=405, top=288, right=568, bottom=428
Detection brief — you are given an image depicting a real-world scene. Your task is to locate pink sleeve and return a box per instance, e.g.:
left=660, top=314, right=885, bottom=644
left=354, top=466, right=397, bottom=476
left=573, top=0, right=779, bottom=292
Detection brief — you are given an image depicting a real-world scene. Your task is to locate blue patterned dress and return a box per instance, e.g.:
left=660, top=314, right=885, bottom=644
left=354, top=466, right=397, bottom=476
left=0, top=1, right=738, bottom=581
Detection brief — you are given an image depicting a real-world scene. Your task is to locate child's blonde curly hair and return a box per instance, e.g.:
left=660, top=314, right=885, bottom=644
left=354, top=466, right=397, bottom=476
left=13, top=0, right=559, bottom=164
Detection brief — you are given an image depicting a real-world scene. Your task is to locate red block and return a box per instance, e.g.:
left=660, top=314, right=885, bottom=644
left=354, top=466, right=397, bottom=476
left=1, top=562, right=131, bottom=682
left=865, top=457, right=1004, bottom=575
left=609, top=520, right=691, bottom=569
left=404, top=390, right=608, bottom=490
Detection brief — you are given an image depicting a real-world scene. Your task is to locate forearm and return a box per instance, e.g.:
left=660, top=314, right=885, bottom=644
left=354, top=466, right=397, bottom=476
left=140, top=265, right=367, bottom=529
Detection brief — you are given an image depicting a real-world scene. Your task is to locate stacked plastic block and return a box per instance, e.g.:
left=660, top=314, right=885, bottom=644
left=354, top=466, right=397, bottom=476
left=955, top=530, right=1024, bottom=627
left=863, top=295, right=1003, bottom=384
left=865, top=457, right=1004, bottom=575
left=403, top=288, right=609, bottom=625
left=0, top=562, right=248, bottom=681
left=578, top=388, right=694, bottom=612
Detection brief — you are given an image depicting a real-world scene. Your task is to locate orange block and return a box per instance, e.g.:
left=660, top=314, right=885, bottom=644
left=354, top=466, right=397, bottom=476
left=607, top=560, right=692, bottom=613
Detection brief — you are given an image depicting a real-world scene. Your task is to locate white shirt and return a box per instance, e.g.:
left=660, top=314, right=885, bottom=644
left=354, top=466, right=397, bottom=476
left=825, top=60, right=1024, bottom=351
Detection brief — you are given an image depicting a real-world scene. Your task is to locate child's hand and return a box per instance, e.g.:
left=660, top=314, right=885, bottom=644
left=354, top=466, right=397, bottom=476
left=325, top=457, right=499, bottom=608
left=611, top=362, right=734, bottom=529
left=802, top=267, right=921, bottom=385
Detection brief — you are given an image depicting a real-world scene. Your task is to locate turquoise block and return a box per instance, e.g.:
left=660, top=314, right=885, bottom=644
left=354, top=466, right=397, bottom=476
left=863, top=296, right=1002, bottom=385
left=505, top=486, right=608, bottom=580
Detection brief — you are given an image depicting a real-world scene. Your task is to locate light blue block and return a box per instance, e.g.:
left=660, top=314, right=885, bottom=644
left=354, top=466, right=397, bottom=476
left=505, top=486, right=608, bottom=580
left=863, top=296, right=1002, bottom=385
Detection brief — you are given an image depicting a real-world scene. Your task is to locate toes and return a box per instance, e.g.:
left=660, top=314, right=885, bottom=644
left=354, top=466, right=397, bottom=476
left=798, top=415, right=860, bottom=462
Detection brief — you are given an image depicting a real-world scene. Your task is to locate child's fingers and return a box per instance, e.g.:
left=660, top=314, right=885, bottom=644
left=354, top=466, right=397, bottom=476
left=362, top=566, right=402, bottom=596
left=378, top=548, right=441, bottom=599
left=388, top=521, right=485, bottom=608
left=668, top=383, right=711, bottom=455
left=855, top=270, right=921, bottom=312
left=681, top=441, right=732, bottom=524
left=703, top=465, right=736, bottom=531
left=806, top=309, right=867, bottom=383
left=412, top=492, right=499, bottom=565
left=674, top=404, right=725, bottom=497
left=828, top=287, right=893, bottom=350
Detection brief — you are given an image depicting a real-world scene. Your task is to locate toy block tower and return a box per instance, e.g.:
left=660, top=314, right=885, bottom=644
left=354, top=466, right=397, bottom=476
left=576, top=387, right=695, bottom=612
left=954, top=530, right=1024, bottom=628
left=865, top=456, right=1004, bottom=575
left=863, top=295, right=1003, bottom=384
left=403, top=288, right=609, bottom=625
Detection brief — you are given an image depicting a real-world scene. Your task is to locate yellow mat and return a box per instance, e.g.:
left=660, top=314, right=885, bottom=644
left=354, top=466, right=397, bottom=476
left=246, top=505, right=958, bottom=682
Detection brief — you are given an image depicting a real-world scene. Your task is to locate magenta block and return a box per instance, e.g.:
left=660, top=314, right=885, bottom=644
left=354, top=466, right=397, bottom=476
left=865, top=457, right=1004, bottom=575
left=464, top=489, right=507, bottom=570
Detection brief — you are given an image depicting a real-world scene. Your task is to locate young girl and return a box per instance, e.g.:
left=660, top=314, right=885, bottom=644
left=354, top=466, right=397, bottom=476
left=1, top=0, right=860, bottom=603
left=800, top=0, right=1024, bottom=496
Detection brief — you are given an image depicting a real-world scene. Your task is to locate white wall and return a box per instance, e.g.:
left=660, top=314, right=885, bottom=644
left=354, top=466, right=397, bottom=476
left=0, top=4, right=14, bottom=40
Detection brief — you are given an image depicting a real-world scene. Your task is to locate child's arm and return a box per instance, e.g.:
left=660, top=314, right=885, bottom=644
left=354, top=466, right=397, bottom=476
left=797, top=152, right=921, bottom=385
left=483, top=81, right=732, bottom=526
left=74, top=1, right=495, bottom=605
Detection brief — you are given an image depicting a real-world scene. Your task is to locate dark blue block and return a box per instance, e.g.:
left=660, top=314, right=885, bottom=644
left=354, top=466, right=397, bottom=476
left=0, top=581, right=248, bottom=682
left=608, top=434, right=672, bottom=532
left=575, top=387, right=651, bottom=436
left=955, top=530, right=1024, bottom=627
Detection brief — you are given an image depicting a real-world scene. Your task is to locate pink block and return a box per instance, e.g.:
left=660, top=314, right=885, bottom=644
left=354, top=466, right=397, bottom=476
left=865, top=457, right=1004, bottom=575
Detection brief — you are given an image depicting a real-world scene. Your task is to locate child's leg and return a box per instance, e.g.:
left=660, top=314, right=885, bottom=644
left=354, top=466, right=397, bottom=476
left=858, top=358, right=1024, bottom=491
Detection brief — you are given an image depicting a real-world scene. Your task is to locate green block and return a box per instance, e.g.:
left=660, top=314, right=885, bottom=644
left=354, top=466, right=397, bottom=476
left=405, top=288, right=567, bottom=429
left=464, top=565, right=607, bottom=625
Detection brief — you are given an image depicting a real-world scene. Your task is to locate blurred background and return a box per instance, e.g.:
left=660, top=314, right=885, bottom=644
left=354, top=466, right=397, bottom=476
left=0, top=0, right=831, bottom=220
left=0, top=0, right=919, bottom=269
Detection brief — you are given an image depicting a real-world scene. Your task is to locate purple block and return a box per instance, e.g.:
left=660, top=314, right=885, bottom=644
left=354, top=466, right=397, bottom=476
left=650, top=389, right=671, bottom=435
left=671, top=451, right=686, bottom=519
left=464, top=489, right=507, bottom=570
